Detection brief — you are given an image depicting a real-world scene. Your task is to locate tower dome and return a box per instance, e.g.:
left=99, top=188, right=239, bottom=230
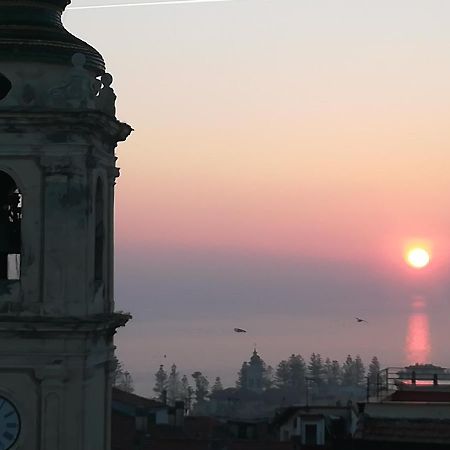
left=0, top=0, right=121, bottom=117
left=0, top=0, right=104, bottom=73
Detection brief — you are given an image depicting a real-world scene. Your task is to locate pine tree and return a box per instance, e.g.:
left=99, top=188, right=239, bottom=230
left=112, top=357, right=135, bottom=393
left=275, top=360, right=290, bottom=390
left=180, top=374, right=191, bottom=400
left=308, top=353, right=324, bottom=385
left=288, top=354, right=307, bottom=390
left=192, top=371, right=209, bottom=404
left=212, top=377, right=224, bottom=393
left=167, top=364, right=181, bottom=404
left=330, top=360, right=342, bottom=386
left=342, top=355, right=354, bottom=386
left=118, top=371, right=134, bottom=393
left=263, top=365, right=275, bottom=390
left=368, top=356, right=381, bottom=387
left=324, top=357, right=339, bottom=386
left=354, top=355, right=366, bottom=387
left=154, top=364, right=168, bottom=401
left=237, top=362, right=249, bottom=389
left=112, top=356, right=123, bottom=386
left=186, top=386, right=194, bottom=414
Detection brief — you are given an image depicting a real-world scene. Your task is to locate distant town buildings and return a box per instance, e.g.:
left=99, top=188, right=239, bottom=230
left=114, top=362, right=450, bottom=449
left=275, top=405, right=356, bottom=446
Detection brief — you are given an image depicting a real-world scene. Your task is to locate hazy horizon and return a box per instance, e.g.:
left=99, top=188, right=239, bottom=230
left=66, top=0, right=450, bottom=395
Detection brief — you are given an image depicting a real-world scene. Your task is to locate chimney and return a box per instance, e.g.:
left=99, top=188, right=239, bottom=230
left=175, top=401, right=185, bottom=428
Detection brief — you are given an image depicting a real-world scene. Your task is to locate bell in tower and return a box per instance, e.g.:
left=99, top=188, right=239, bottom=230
left=0, top=1, right=132, bottom=449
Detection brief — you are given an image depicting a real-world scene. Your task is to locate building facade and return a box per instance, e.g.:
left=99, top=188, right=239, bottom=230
left=0, top=1, right=131, bottom=449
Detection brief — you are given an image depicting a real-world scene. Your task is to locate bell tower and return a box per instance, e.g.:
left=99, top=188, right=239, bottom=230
left=0, top=1, right=132, bottom=449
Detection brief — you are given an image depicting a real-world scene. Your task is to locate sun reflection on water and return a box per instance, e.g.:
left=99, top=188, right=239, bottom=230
left=405, top=297, right=431, bottom=364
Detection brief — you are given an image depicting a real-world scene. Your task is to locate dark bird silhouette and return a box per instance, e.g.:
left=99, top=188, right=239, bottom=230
left=356, top=317, right=368, bottom=323
left=234, top=327, right=247, bottom=333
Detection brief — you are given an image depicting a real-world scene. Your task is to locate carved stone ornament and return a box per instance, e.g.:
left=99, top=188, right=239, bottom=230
left=96, top=73, right=117, bottom=117
left=40, top=156, right=73, bottom=176
left=45, top=54, right=117, bottom=116
left=48, top=53, right=97, bottom=109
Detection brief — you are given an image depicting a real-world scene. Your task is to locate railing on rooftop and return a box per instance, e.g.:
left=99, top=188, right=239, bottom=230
left=366, top=366, right=450, bottom=402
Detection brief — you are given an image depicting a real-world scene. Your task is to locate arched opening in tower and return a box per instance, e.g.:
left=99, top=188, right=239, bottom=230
left=0, top=171, right=22, bottom=280
left=94, top=177, right=105, bottom=283
left=0, top=73, right=12, bottom=101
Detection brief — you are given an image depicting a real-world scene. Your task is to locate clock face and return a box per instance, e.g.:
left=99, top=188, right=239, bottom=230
left=0, top=397, right=20, bottom=450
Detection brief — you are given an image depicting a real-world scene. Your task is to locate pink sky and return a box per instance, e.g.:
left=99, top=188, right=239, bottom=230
left=66, top=0, right=450, bottom=393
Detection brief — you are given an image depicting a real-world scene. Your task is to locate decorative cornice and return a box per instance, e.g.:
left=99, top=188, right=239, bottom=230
left=0, top=110, right=133, bottom=145
left=0, top=312, right=132, bottom=335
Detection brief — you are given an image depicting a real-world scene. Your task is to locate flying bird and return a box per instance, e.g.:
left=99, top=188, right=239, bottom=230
left=355, top=317, right=368, bottom=323
left=234, top=327, right=247, bottom=333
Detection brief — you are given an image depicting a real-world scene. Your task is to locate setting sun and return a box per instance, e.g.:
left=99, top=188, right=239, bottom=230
left=406, top=248, right=430, bottom=269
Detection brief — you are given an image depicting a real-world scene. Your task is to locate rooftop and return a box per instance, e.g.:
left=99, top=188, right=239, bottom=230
left=112, top=388, right=163, bottom=411
left=355, top=417, right=450, bottom=444
left=370, top=365, right=450, bottom=402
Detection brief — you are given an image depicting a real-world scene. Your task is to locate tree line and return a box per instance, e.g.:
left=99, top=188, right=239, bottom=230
left=263, top=353, right=381, bottom=390
left=145, top=353, right=381, bottom=407
left=112, top=353, right=381, bottom=407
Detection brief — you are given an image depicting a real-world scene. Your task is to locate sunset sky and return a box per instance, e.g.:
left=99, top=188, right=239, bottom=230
left=66, top=0, right=450, bottom=394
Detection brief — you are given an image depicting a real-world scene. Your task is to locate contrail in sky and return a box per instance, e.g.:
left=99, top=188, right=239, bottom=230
left=68, top=0, right=239, bottom=10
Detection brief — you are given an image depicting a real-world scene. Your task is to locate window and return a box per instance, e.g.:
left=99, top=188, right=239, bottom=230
left=304, top=424, right=318, bottom=446
left=0, top=171, right=21, bottom=280
left=94, top=177, right=104, bottom=282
